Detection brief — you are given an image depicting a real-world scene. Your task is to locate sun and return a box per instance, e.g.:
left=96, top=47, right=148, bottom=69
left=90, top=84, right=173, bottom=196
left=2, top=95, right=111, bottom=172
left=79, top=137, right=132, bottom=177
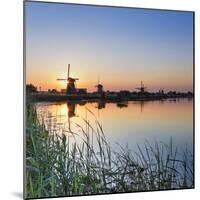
left=56, top=80, right=66, bottom=90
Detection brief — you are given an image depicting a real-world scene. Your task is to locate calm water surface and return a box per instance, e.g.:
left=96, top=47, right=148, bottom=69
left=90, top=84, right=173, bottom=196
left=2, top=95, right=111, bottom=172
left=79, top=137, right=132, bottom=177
left=35, top=99, right=193, bottom=153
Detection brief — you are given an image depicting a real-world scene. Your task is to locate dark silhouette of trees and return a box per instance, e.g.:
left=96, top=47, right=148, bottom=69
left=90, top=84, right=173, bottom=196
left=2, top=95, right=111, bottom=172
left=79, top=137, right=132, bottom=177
left=26, top=84, right=37, bottom=93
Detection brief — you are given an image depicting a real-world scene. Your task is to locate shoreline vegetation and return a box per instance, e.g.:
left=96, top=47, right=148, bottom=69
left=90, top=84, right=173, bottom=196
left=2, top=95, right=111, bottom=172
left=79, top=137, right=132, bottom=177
left=26, top=101, right=194, bottom=199
left=26, top=83, right=193, bottom=102
left=29, top=91, right=193, bottom=102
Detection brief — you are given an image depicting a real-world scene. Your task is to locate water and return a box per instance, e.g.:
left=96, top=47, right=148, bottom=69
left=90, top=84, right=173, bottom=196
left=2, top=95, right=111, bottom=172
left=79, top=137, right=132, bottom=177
left=35, top=98, right=193, bottom=154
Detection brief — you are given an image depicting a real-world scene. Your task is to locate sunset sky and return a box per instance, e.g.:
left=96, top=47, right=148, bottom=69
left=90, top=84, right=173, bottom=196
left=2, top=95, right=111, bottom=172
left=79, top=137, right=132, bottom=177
left=25, top=1, right=193, bottom=92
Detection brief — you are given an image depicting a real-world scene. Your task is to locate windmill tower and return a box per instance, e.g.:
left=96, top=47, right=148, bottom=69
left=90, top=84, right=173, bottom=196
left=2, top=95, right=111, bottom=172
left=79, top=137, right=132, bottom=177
left=135, top=81, right=147, bottom=93
left=57, top=64, right=79, bottom=95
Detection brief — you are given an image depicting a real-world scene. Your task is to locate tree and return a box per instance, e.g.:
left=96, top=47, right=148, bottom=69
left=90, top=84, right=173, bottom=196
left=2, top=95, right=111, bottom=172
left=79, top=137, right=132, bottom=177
left=26, top=84, right=37, bottom=93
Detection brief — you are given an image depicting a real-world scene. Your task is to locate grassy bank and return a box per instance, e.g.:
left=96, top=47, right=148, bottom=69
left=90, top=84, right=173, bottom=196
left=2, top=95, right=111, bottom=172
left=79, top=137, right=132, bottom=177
left=26, top=103, right=194, bottom=199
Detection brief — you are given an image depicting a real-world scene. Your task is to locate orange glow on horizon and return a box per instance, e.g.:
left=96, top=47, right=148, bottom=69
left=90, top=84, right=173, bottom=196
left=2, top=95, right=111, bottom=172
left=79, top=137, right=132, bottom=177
left=26, top=66, right=193, bottom=92
left=27, top=79, right=193, bottom=93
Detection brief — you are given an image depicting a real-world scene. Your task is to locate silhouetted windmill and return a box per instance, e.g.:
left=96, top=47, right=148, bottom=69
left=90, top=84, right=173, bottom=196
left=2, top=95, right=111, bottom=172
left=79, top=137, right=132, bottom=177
left=57, top=64, right=79, bottom=95
left=159, top=88, right=165, bottom=94
left=95, top=75, right=104, bottom=94
left=136, top=81, right=147, bottom=93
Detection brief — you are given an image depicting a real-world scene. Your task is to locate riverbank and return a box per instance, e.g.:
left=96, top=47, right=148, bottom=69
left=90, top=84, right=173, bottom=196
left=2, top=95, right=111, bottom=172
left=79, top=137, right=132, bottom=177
left=28, top=91, right=193, bottom=102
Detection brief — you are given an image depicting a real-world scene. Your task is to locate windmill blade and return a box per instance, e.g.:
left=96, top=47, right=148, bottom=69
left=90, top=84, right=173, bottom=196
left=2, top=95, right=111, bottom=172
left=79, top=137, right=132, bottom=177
left=68, top=64, right=70, bottom=79
left=57, top=79, right=67, bottom=81
left=98, top=75, right=100, bottom=85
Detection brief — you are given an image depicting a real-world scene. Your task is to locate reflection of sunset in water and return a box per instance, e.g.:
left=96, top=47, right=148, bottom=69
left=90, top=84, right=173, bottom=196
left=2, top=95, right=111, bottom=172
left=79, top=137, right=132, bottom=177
left=36, top=99, right=193, bottom=152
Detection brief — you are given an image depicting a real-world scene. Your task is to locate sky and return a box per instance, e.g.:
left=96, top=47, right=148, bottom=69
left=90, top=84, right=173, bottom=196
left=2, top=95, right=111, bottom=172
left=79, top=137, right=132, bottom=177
left=25, top=1, right=194, bottom=92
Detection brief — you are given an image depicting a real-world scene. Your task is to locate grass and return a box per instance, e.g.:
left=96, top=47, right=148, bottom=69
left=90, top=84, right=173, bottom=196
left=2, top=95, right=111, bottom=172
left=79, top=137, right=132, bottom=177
left=26, top=102, right=194, bottom=199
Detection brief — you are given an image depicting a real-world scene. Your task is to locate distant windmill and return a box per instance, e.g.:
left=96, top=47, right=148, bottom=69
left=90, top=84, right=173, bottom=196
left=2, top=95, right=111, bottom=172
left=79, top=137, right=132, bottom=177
left=57, top=64, right=79, bottom=95
left=95, top=75, right=104, bottom=94
left=159, top=88, right=165, bottom=94
left=135, top=81, right=147, bottom=93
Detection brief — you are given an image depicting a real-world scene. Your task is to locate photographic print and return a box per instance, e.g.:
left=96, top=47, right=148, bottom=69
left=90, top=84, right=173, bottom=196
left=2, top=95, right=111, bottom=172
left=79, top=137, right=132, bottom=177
left=24, top=1, right=194, bottom=199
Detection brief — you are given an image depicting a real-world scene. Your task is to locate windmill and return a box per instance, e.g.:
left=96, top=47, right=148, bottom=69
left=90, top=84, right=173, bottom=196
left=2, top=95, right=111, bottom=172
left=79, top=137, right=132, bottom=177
left=57, top=64, right=79, bottom=95
left=95, top=75, right=103, bottom=94
left=159, top=88, right=165, bottom=94
left=135, top=81, right=147, bottom=93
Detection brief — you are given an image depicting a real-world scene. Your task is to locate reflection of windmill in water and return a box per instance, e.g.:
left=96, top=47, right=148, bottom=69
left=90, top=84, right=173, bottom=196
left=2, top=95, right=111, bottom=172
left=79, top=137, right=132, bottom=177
left=136, top=81, right=147, bottom=93
left=96, top=100, right=106, bottom=118
left=139, top=101, right=144, bottom=113
left=67, top=102, right=76, bottom=131
left=57, top=64, right=79, bottom=95
left=96, top=100, right=106, bottom=109
left=55, top=102, right=76, bottom=133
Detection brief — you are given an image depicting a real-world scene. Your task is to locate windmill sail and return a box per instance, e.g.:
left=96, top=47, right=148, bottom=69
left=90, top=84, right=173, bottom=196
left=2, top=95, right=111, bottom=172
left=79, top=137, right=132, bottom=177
left=68, top=64, right=70, bottom=79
